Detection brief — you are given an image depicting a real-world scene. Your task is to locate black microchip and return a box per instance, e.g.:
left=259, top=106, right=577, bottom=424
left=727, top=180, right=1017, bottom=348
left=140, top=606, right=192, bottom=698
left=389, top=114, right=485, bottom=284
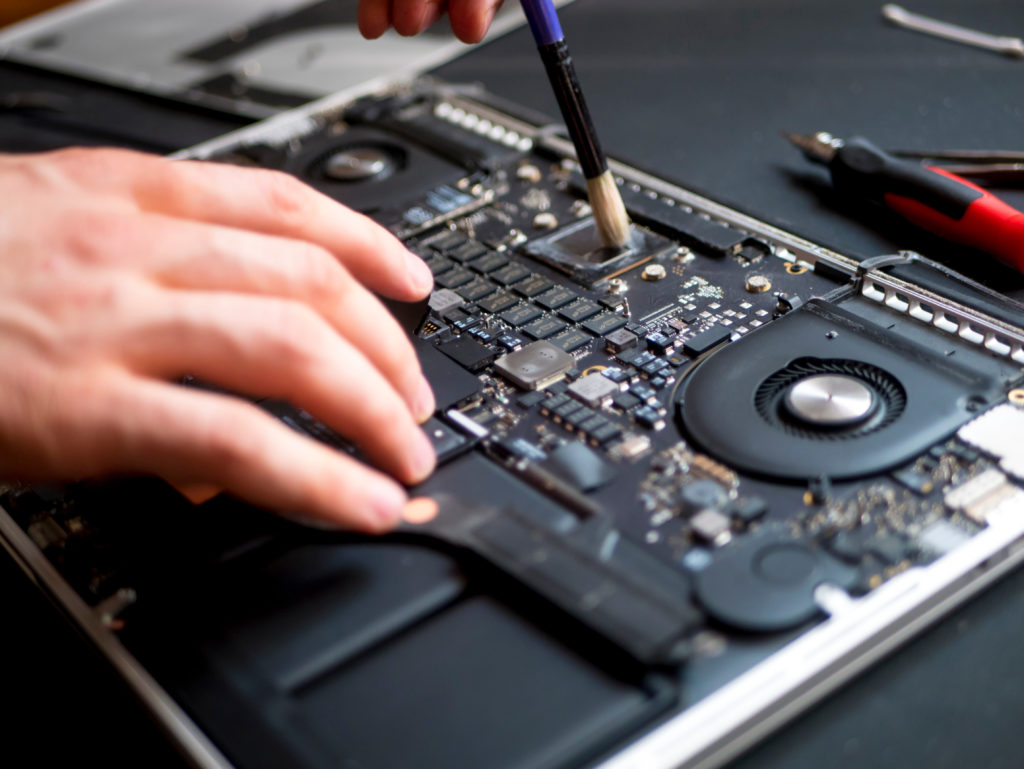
left=436, top=267, right=475, bottom=289
left=641, top=358, right=670, bottom=377
left=603, top=367, right=630, bottom=383
left=590, top=422, right=624, bottom=445
left=585, top=313, right=628, bottom=336
left=512, top=274, right=554, bottom=298
left=634, top=407, right=664, bottom=429
left=682, top=326, right=732, bottom=356
left=442, top=306, right=482, bottom=332
left=550, top=329, right=592, bottom=353
left=517, top=391, right=548, bottom=409
left=535, top=286, right=579, bottom=310
left=521, top=216, right=676, bottom=287
left=427, top=230, right=467, bottom=253
left=437, top=337, right=498, bottom=372
left=426, top=255, right=455, bottom=276
left=497, top=333, right=522, bottom=350
left=469, top=252, right=509, bottom=274
left=566, top=407, right=598, bottom=429
left=449, top=240, right=489, bottom=263
left=541, top=393, right=570, bottom=413
left=457, top=279, right=497, bottom=302
left=558, top=299, right=602, bottom=323
left=500, top=303, right=543, bottom=327
left=471, top=327, right=496, bottom=342
left=646, top=332, right=673, bottom=356
left=523, top=316, right=569, bottom=340
left=603, top=327, right=637, bottom=352
left=477, top=291, right=518, bottom=314
left=491, top=263, right=531, bottom=285
left=554, top=400, right=584, bottom=421
left=613, top=392, right=642, bottom=412
left=630, top=382, right=657, bottom=402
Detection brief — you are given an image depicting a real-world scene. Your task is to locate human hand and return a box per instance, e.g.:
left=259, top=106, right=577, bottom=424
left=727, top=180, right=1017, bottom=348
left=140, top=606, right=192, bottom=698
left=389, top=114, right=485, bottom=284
left=0, top=148, right=437, bottom=533
left=358, top=0, right=505, bottom=44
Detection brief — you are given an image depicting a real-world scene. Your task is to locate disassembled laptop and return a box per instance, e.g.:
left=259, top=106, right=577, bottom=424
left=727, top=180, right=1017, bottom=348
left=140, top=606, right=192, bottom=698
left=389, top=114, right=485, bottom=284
left=3, top=74, right=1024, bottom=769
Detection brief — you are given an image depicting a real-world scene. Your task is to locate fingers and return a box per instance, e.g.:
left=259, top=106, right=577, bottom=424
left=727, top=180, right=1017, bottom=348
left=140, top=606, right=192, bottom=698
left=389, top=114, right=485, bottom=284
left=357, top=0, right=499, bottom=43
left=36, top=148, right=434, bottom=303
left=77, top=210, right=434, bottom=421
left=448, top=0, right=504, bottom=43
left=390, top=0, right=447, bottom=36
left=108, top=287, right=435, bottom=484
left=139, top=159, right=435, bottom=302
left=94, top=374, right=415, bottom=533
left=358, top=0, right=392, bottom=39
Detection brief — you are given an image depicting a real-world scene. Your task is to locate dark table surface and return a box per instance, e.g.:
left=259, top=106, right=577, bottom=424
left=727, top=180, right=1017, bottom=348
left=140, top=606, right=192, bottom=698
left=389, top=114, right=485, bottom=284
left=5, top=1, right=1024, bottom=768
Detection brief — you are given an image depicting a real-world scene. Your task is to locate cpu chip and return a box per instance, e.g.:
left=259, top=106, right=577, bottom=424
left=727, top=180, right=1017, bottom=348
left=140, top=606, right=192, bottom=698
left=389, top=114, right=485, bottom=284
left=494, top=340, right=576, bottom=390
left=521, top=216, right=676, bottom=287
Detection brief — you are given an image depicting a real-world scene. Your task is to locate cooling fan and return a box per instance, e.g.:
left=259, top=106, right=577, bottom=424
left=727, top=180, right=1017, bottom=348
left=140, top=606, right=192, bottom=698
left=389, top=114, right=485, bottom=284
left=676, top=299, right=1004, bottom=481
left=753, top=357, right=906, bottom=440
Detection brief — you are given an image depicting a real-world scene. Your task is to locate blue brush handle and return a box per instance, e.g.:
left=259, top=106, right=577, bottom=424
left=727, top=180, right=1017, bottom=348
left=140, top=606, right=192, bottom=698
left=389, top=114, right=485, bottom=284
left=520, top=0, right=564, bottom=45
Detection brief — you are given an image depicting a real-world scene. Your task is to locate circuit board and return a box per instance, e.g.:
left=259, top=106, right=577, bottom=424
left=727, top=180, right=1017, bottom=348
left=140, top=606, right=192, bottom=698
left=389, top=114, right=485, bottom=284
left=5, top=81, right=1024, bottom=769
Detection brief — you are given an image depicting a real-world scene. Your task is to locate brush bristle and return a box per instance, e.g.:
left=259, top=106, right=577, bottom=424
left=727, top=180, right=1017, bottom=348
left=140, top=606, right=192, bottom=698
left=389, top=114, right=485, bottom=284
left=586, top=172, right=631, bottom=248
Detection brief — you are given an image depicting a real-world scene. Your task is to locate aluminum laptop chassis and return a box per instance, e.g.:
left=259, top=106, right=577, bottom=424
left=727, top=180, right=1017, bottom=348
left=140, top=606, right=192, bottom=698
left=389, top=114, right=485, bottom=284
left=4, top=78, right=1024, bottom=769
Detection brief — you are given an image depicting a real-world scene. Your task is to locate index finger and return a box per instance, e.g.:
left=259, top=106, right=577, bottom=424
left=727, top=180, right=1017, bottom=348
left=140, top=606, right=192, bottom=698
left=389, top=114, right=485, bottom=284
left=150, top=159, right=436, bottom=302
left=45, top=148, right=434, bottom=302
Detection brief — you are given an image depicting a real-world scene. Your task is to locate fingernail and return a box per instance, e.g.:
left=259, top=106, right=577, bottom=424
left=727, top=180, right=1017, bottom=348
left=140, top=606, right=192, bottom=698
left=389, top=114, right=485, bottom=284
left=411, top=428, right=437, bottom=481
left=402, top=496, right=439, bottom=525
left=406, top=250, right=434, bottom=295
left=405, top=6, right=428, bottom=35
left=415, top=376, right=436, bottom=422
left=420, top=1, right=444, bottom=32
left=369, top=481, right=407, bottom=527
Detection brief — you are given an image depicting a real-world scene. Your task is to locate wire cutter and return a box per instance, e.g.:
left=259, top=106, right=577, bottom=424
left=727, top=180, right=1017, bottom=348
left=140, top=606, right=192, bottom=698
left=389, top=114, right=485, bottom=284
left=784, top=131, right=1024, bottom=274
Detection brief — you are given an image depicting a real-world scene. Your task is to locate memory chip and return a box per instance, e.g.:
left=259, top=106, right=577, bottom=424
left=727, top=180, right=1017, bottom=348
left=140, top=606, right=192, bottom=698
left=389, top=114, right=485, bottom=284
left=469, top=252, right=509, bottom=274
left=494, top=340, right=576, bottom=390
left=512, top=274, right=554, bottom=298
left=535, top=286, right=579, bottom=310
left=523, top=316, right=569, bottom=340
left=477, top=291, right=518, bottom=314
left=550, top=329, right=592, bottom=353
left=558, top=299, right=602, bottom=323
left=501, top=303, right=543, bottom=327
left=457, top=279, right=497, bottom=302
left=436, top=267, right=474, bottom=289
left=491, top=263, right=531, bottom=285
left=584, top=313, right=628, bottom=336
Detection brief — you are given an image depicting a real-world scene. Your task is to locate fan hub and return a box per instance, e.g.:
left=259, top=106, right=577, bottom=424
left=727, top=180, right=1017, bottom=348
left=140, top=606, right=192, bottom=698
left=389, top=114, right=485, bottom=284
left=784, top=374, right=875, bottom=427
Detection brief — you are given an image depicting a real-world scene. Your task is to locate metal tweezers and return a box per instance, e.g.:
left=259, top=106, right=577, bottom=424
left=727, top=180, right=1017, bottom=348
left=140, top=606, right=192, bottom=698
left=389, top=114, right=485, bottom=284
left=891, top=147, right=1024, bottom=186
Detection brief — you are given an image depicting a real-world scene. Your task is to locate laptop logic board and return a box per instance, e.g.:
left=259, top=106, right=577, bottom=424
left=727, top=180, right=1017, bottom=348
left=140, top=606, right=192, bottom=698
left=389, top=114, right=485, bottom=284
left=3, top=80, right=1024, bottom=769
